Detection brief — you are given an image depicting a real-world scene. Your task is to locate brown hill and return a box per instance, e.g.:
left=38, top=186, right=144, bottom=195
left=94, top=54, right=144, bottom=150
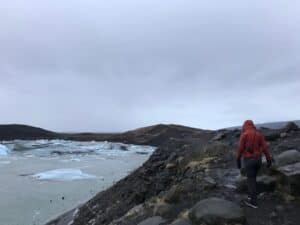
left=0, top=124, right=59, bottom=140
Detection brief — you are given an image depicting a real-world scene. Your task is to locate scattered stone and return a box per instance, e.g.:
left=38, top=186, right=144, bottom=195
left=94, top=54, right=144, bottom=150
left=189, top=198, right=245, bottom=225
left=180, top=179, right=195, bottom=193
left=203, top=143, right=232, bottom=158
left=153, top=202, right=173, bottom=217
left=280, top=132, right=288, bottom=138
left=236, top=175, right=277, bottom=194
left=164, top=185, right=182, bottom=203
left=211, top=132, right=225, bottom=141
left=203, top=177, right=217, bottom=190
left=170, top=218, right=191, bottom=225
left=270, top=211, right=277, bottom=218
left=138, top=216, right=166, bottom=225
left=224, top=184, right=237, bottom=189
left=185, top=157, right=216, bottom=172
left=275, top=205, right=284, bottom=213
left=124, top=204, right=145, bottom=218
left=257, top=175, right=277, bottom=193
left=166, top=163, right=176, bottom=169
left=275, top=150, right=300, bottom=167
left=283, top=194, right=296, bottom=202
left=176, top=156, right=185, bottom=164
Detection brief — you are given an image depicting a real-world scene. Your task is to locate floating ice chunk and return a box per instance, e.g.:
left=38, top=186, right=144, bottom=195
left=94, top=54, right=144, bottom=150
left=3, top=139, right=156, bottom=158
left=0, top=161, right=11, bottom=165
left=0, top=144, right=10, bottom=156
left=32, top=168, right=97, bottom=181
left=61, top=158, right=81, bottom=163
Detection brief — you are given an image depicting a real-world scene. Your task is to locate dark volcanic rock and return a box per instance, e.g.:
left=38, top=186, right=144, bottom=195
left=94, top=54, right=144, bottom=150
left=284, top=122, right=299, bottom=132
left=169, top=218, right=191, bottom=225
left=189, top=198, right=245, bottom=225
left=275, top=150, right=300, bottom=167
left=260, top=128, right=281, bottom=142
left=137, top=216, right=166, bottom=225
left=211, top=132, right=225, bottom=141
left=236, top=175, right=277, bottom=194
left=163, top=185, right=184, bottom=204
left=277, top=162, right=300, bottom=196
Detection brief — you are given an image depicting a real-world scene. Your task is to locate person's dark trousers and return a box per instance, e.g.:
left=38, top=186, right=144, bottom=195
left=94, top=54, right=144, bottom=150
left=244, top=157, right=262, bottom=205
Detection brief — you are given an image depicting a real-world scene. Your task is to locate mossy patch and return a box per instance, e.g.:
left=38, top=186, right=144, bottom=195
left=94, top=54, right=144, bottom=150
left=185, top=157, right=217, bottom=171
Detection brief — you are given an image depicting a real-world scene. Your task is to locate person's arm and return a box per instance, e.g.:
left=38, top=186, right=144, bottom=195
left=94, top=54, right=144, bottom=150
left=260, top=134, right=271, bottom=161
left=260, top=134, right=272, bottom=167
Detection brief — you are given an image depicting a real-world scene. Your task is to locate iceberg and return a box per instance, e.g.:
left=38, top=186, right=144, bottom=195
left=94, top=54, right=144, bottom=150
left=32, top=168, right=97, bottom=181
left=1, top=139, right=155, bottom=157
left=0, top=144, right=10, bottom=156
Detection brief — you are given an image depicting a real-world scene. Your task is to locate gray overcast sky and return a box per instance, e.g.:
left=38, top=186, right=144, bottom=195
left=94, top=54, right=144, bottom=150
left=0, top=1, right=299, bottom=132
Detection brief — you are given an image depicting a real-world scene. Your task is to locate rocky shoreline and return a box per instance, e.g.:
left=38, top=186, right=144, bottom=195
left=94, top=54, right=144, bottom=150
left=42, top=123, right=300, bottom=225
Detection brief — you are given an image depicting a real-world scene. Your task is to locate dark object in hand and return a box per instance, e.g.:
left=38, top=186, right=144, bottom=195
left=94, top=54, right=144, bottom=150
left=267, top=159, right=272, bottom=168
left=237, top=159, right=241, bottom=169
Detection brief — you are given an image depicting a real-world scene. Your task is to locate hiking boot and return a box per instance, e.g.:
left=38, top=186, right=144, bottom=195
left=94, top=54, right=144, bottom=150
left=244, top=200, right=258, bottom=209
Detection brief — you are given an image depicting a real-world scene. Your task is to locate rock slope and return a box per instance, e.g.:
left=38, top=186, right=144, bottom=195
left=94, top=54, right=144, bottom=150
left=46, top=122, right=300, bottom=225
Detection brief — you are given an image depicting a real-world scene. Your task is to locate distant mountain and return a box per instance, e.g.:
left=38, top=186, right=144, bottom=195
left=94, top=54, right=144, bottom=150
left=0, top=121, right=299, bottom=141
left=226, top=120, right=300, bottom=130
left=0, top=124, right=59, bottom=140
left=256, top=120, right=300, bottom=129
left=108, top=124, right=209, bottom=146
left=0, top=123, right=208, bottom=144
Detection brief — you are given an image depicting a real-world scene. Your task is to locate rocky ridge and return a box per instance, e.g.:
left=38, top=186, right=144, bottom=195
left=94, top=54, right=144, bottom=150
left=45, top=122, right=300, bottom=225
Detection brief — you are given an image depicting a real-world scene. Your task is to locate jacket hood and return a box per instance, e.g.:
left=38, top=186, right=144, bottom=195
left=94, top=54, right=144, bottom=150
left=242, top=120, right=256, bottom=133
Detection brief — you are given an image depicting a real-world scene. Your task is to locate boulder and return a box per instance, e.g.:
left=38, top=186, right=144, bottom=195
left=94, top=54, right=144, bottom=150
left=277, top=162, right=300, bottom=196
left=180, top=179, right=196, bottom=193
left=280, top=132, right=287, bottom=138
left=262, top=130, right=281, bottom=141
left=166, top=163, right=177, bottom=169
left=153, top=202, right=173, bottom=217
left=164, top=185, right=182, bottom=203
left=275, top=150, right=300, bottom=167
left=257, top=175, right=277, bottom=192
left=124, top=204, right=145, bottom=217
left=283, top=122, right=299, bottom=132
left=138, top=216, right=166, bottom=225
left=236, top=175, right=277, bottom=194
left=203, top=177, right=217, bottom=190
left=170, top=218, right=191, bottom=225
left=189, top=198, right=245, bottom=225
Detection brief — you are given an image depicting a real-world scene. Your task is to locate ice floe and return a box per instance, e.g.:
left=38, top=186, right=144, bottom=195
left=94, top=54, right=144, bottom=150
left=0, top=140, right=155, bottom=157
left=32, top=168, right=97, bottom=181
left=61, top=158, right=81, bottom=163
left=0, top=144, right=10, bottom=156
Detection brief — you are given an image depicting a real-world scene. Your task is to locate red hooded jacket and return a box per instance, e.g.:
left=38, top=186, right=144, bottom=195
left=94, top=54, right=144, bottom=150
left=237, top=120, right=271, bottom=160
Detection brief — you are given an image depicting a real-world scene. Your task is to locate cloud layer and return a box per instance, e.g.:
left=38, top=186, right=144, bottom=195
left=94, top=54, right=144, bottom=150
left=1, top=1, right=299, bottom=131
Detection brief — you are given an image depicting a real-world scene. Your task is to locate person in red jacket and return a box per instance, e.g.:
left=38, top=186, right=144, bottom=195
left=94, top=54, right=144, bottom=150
left=237, top=120, right=272, bottom=208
